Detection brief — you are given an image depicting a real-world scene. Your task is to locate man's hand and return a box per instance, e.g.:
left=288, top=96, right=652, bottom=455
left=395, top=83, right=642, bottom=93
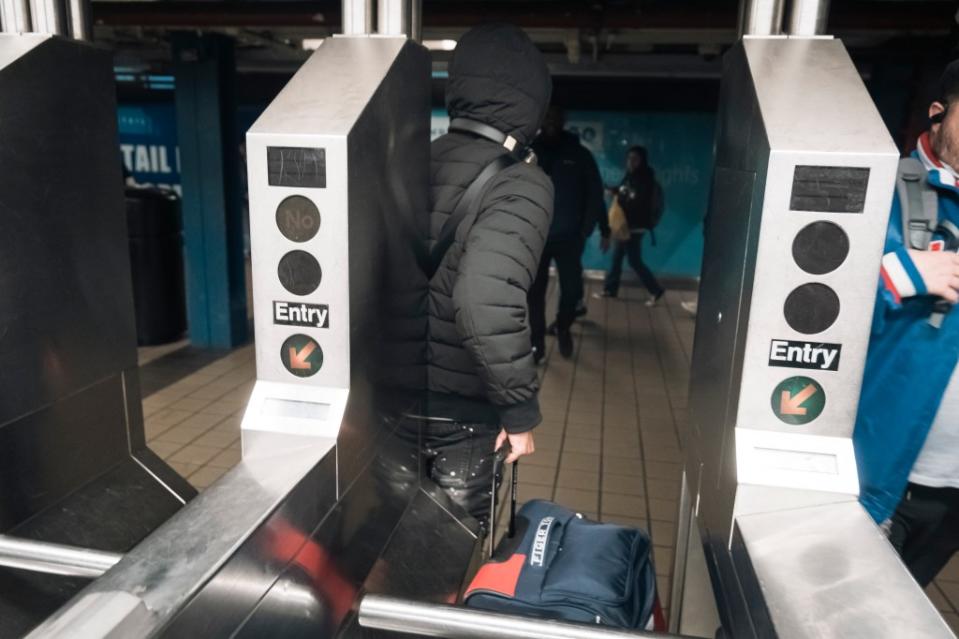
left=495, top=429, right=535, bottom=464
left=600, top=236, right=611, bottom=253
left=909, top=249, right=959, bottom=303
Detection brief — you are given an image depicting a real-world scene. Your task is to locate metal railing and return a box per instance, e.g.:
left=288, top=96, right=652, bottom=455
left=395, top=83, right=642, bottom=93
left=0, top=535, right=120, bottom=578
left=358, top=595, right=693, bottom=639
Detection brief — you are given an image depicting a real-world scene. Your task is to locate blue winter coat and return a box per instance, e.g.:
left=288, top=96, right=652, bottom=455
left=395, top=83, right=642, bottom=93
left=854, top=150, right=959, bottom=523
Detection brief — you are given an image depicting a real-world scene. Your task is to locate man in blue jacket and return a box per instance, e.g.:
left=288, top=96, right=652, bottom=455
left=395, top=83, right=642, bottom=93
left=855, top=60, right=959, bottom=586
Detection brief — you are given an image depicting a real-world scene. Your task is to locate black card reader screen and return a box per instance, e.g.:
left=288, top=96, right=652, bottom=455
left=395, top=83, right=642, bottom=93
left=267, top=146, right=327, bottom=188
left=789, top=165, right=869, bottom=213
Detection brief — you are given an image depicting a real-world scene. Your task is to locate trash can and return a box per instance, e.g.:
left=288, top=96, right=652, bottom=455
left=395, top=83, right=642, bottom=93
left=126, top=187, right=187, bottom=345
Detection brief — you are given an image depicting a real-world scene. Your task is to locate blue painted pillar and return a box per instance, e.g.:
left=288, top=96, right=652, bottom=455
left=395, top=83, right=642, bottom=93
left=172, top=33, right=248, bottom=348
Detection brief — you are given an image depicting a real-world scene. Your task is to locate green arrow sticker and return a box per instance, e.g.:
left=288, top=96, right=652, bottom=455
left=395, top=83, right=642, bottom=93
left=771, top=376, right=825, bottom=425
left=281, top=334, right=323, bottom=378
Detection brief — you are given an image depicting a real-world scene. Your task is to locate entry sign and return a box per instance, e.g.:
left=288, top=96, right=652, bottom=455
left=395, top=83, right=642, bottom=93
left=281, top=334, right=323, bottom=377
left=274, top=301, right=329, bottom=328
left=769, top=339, right=841, bottom=371
left=771, top=376, right=825, bottom=425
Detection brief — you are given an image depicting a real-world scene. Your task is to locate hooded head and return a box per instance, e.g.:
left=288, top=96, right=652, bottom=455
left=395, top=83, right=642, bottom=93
left=446, top=24, right=552, bottom=148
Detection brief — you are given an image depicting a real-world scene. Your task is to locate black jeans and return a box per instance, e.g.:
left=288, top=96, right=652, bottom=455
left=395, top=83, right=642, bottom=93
left=528, top=238, right=583, bottom=350
left=604, top=233, right=663, bottom=298
left=887, top=483, right=959, bottom=586
left=423, top=422, right=501, bottom=532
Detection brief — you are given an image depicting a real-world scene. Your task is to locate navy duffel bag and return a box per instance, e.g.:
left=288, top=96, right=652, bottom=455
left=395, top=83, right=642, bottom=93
left=464, top=499, right=660, bottom=630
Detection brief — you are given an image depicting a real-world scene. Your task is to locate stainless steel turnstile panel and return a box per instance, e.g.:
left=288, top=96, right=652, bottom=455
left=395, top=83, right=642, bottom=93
left=677, top=35, right=955, bottom=639
left=0, top=34, right=193, bottom=638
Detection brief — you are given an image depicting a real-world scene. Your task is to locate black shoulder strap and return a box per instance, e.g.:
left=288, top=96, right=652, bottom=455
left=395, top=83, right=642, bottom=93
left=449, top=117, right=518, bottom=151
left=897, top=156, right=939, bottom=249
left=428, top=153, right=517, bottom=279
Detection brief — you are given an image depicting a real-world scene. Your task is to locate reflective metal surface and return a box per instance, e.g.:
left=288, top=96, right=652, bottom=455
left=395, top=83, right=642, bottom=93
left=0, top=0, right=30, bottom=33
left=378, top=0, right=413, bottom=37
left=26, top=0, right=61, bottom=34
left=678, top=34, right=952, bottom=639
left=786, top=0, right=830, bottom=36
left=358, top=596, right=674, bottom=639
left=0, top=34, right=192, bottom=637
left=734, top=489, right=954, bottom=638
left=738, top=0, right=784, bottom=36
left=65, top=0, right=89, bottom=40
left=29, top=35, right=482, bottom=639
left=0, top=537, right=120, bottom=578
left=341, top=0, right=374, bottom=34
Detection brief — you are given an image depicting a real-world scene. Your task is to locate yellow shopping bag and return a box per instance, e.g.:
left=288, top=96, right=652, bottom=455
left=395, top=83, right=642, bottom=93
left=608, top=197, right=631, bottom=242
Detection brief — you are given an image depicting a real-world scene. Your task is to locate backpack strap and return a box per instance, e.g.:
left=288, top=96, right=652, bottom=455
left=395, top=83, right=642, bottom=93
left=427, top=154, right=518, bottom=279
left=897, top=156, right=939, bottom=250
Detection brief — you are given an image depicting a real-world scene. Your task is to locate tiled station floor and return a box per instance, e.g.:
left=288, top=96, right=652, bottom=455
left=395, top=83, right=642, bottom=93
left=138, top=281, right=959, bottom=633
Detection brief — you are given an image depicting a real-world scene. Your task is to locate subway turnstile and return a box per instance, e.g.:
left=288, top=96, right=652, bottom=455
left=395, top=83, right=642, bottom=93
left=671, top=35, right=955, bottom=639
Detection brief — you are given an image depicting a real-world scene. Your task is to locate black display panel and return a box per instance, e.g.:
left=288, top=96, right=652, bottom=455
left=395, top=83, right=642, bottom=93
left=789, top=166, right=869, bottom=213
left=267, top=146, right=327, bottom=188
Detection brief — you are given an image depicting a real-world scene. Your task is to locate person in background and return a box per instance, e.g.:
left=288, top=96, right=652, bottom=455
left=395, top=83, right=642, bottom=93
left=854, top=59, right=959, bottom=587
left=528, top=106, right=609, bottom=361
left=596, top=146, right=666, bottom=306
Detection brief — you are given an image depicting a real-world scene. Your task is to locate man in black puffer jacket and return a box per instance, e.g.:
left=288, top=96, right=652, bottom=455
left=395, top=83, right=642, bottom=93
left=426, top=24, right=553, bottom=528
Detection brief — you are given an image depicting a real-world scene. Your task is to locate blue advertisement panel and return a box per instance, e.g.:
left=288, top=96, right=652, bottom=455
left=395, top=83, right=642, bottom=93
left=431, top=109, right=715, bottom=279
left=117, top=104, right=181, bottom=194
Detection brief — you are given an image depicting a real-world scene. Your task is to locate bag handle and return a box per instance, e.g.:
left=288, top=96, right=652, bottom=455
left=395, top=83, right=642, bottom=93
left=488, top=453, right=519, bottom=559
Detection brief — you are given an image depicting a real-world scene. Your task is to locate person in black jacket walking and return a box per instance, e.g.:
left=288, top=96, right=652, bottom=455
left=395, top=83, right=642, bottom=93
left=598, top=146, right=665, bottom=306
left=528, top=106, right=609, bottom=360
left=426, top=24, right=553, bottom=529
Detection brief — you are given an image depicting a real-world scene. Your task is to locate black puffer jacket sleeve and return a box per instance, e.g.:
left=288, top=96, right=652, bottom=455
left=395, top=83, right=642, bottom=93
left=452, top=162, right=554, bottom=433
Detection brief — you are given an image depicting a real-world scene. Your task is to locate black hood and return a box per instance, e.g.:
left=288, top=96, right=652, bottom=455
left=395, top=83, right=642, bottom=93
left=446, top=24, right=552, bottom=147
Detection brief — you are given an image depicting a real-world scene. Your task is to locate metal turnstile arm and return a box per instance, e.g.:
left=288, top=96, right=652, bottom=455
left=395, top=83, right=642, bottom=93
left=358, top=595, right=692, bottom=639
left=0, top=534, right=121, bottom=578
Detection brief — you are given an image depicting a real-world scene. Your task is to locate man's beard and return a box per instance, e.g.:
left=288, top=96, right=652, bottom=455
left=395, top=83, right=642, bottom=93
left=932, top=127, right=959, bottom=172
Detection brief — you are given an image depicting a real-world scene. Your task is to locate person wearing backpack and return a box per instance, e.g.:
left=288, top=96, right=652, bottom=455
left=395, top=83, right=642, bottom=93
left=596, top=146, right=666, bottom=306
left=424, top=24, right=553, bottom=531
left=854, top=60, right=959, bottom=587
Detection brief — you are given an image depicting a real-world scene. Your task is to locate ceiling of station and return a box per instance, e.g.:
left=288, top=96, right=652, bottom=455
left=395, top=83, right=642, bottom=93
left=96, top=0, right=957, bottom=78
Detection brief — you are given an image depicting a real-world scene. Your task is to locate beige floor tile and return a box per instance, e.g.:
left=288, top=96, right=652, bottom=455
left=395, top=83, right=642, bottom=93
left=151, top=424, right=207, bottom=445
left=603, top=444, right=643, bottom=460
left=648, top=497, right=679, bottom=523
left=207, top=447, right=242, bottom=469
left=601, top=513, right=648, bottom=528
left=560, top=451, right=601, bottom=472
left=517, top=482, right=553, bottom=504
left=149, top=441, right=182, bottom=460
left=657, top=575, right=671, bottom=608
left=556, top=469, right=600, bottom=491
left=604, top=456, right=644, bottom=477
left=563, top=436, right=600, bottom=455
left=533, top=434, right=563, bottom=453
left=942, top=612, right=959, bottom=636
left=200, top=400, right=248, bottom=416
left=940, top=556, right=959, bottom=582
left=554, top=487, right=599, bottom=514
left=189, top=464, right=230, bottom=490
left=169, top=460, right=202, bottom=477
left=564, top=424, right=601, bottom=440
left=926, top=584, right=954, bottom=613
left=524, top=449, right=560, bottom=468
left=147, top=408, right=194, bottom=427
left=603, top=472, right=645, bottom=496
left=193, top=429, right=240, bottom=449
left=602, top=492, right=646, bottom=518
left=654, top=546, right=674, bottom=578
left=519, top=464, right=556, bottom=487
left=645, top=461, right=683, bottom=482
left=651, top=520, right=677, bottom=547
left=169, top=445, right=222, bottom=466
left=646, top=478, right=681, bottom=501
